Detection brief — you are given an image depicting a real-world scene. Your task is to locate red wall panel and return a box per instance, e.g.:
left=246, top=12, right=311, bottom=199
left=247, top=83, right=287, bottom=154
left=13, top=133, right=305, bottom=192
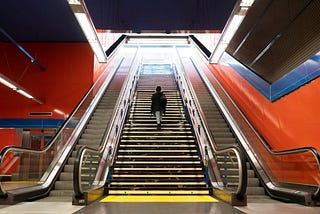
left=0, top=42, right=94, bottom=118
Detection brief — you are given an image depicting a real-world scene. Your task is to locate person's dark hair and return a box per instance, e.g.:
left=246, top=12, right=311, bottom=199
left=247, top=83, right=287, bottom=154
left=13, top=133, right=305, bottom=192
left=156, top=86, right=161, bottom=92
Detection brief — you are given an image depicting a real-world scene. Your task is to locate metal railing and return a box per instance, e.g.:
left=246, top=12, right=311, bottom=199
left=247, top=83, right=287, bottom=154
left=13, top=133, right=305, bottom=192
left=173, top=47, right=247, bottom=200
left=73, top=47, right=141, bottom=200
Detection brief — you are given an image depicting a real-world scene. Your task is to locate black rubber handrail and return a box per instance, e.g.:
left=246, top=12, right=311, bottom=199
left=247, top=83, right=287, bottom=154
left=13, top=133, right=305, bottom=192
left=188, top=35, right=211, bottom=59
left=214, top=145, right=247, bottom=200
left=105, top=35, right=127, bottom=57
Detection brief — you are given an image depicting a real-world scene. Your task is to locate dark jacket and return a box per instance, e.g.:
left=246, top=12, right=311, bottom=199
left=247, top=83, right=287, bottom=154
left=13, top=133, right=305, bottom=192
left=151, top=91, right=167, bottom=113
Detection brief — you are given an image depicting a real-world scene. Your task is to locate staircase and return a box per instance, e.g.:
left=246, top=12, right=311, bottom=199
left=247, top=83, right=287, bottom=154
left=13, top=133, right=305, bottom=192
left=108, top=69, right=210, bottom=195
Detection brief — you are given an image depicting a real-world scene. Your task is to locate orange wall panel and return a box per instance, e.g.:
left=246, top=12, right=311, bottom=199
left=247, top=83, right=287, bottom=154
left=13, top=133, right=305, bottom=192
left=205, top=62, right=320, bottom=185
left=0, top=128, right=16, bottom=150
left=208, top=63, right=320, bottom=152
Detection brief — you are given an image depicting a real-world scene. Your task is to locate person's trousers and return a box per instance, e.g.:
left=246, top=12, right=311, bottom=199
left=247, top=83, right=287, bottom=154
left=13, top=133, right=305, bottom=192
left=155, top=111, right=162, bottom=124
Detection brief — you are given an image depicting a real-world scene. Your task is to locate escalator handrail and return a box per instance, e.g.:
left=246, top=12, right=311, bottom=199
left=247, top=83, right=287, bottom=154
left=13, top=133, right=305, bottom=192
left=74, top=71, right=137, bottom=196
left=73, top=47, right=141, bottom=197
left=73, top=145, right=101, bottom=197
left=74, top=67, right=139, bottom=197
left=188, top=35, right=211, bottom=60
left=173, top=49, right=247, bottom=199
left=269, top=146, right=320, bottom=200
left=0, top=53, right=123, bottom=197
left=191, top=51, right=320, bottom=201
left=178, top=69, right=247, bottom=199
left=210, top=144, right=247, bottom=199
left=256, top=146, right=320, bottom=200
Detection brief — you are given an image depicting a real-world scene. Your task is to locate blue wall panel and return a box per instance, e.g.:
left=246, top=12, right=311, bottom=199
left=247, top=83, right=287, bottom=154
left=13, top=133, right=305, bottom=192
left=222, top=51, right=320, bottom=102
left=0, top=119, right=65, bottom=128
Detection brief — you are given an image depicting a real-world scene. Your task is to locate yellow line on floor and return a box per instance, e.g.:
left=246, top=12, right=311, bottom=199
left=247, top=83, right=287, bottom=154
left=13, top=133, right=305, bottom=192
left=101, top=195, right=218, bottom=203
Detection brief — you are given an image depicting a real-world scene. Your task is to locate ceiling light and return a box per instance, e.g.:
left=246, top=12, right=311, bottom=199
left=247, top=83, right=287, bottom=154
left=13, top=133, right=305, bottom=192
left=74, top=13, right=97, bottom=42
left=209, top=0, right=255, bottom=63
left=54, top=109, right=67, bottom=117
left=67, top=0, right=81, bottom=5
left=0, top=73, right=43, bottom=104
left=67, top=0, right=107, bottom=62
left=16, top=89, right=34, bottom=99
left=240, top=0, right=255, bottom=7
left=0, top=75, right=17, bottom=90
left=222, top=15, right=244, bottom=43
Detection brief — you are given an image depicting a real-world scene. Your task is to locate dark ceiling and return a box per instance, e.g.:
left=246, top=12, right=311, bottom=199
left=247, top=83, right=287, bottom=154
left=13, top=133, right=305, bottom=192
left=2, top=0, right=319, bottom=84
left=0, top=0, right=236, bottom=42
left=0, top=0, right=85, bottom=42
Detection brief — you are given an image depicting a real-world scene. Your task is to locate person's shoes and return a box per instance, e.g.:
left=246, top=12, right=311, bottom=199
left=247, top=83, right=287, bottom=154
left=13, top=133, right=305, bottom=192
left=157, top=123, right=161, bottom=129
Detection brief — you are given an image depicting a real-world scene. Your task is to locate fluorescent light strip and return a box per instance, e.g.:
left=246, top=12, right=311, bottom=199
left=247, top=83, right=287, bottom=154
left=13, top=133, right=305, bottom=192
left=67, top=0, right=81, bottom=5
left=222, top=15, right=244, bottom=43
left=68, top=1, right=107, bottom=62
left=74, top=13, right=97, bottom=43
left=16, top=89, right=34, bottom=99
left=89, top=41, right=108, bottom=62
left=54, top=109, right=67, bottom=117
left=210, top=0, right=255, bottom=63
left=240, top=0, right=255, bottom=7
left=0, top=74, right=43, bottom=103
left=0, top=76, right=17, bottom=90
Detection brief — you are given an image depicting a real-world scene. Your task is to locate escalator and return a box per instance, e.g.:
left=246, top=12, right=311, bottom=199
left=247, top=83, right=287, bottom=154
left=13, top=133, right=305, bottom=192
left=43, top=66, right=129, bottom=201
left=180, top=57, right=265, bottom=200
left=108, top=68, right=210, bottom=195
left=0, top=46, right=138, bottom=204
left=176, top=47, right=320, bottom=205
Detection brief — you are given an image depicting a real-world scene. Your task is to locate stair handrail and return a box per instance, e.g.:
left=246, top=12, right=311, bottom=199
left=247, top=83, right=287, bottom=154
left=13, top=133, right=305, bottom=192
left=73, top=47, right=141, bottom=198
left=191, top=51, right=320, bottom=202
left=0, top=53, right=125, bottom=197
left=173, top=47, right=247, bottom=199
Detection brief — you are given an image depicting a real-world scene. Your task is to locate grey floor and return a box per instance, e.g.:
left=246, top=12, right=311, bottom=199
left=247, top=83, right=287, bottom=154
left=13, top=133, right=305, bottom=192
left=0, top=198, right=320, bottom=214
left=75, top=200, right=244, bottom=214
